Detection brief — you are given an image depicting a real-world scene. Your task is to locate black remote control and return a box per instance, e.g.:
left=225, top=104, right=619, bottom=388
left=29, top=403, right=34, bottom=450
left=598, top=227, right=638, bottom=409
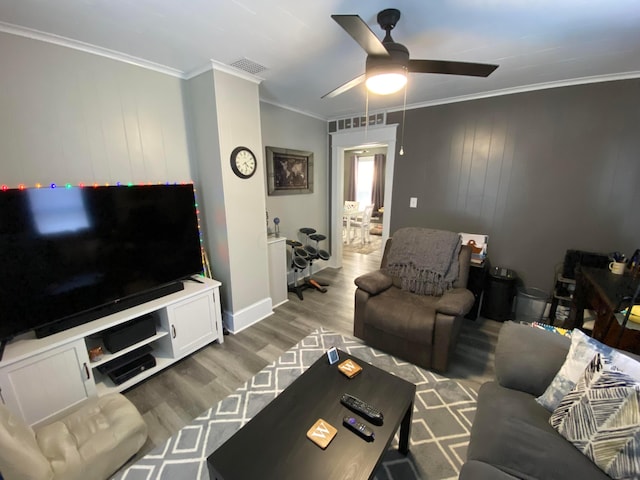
left=340, top=393, right=384, bottom=425
left=343, top=416, right=375, bottom=441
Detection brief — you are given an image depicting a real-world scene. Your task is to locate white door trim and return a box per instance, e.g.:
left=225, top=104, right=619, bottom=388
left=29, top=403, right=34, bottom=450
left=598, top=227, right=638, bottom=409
left=329, top=124, right=398, bottom=269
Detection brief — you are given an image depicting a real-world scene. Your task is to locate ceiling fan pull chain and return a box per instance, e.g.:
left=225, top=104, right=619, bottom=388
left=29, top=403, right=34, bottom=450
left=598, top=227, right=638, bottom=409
left=400, top=82, right=407, bottom=156
left=364, top=89, right=369, bottom=141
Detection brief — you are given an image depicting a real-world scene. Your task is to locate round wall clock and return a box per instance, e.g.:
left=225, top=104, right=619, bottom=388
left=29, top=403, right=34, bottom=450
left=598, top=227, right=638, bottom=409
left=230, top=146, right=257, bottom=179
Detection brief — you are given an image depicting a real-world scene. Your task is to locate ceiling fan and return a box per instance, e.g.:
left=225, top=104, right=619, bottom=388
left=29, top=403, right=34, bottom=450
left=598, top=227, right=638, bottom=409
left=322, top=8, right=499, bottom=98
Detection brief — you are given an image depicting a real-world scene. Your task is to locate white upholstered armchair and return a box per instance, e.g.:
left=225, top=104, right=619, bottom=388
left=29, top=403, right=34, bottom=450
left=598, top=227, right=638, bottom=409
left=0, top=393, right=147, bottom=480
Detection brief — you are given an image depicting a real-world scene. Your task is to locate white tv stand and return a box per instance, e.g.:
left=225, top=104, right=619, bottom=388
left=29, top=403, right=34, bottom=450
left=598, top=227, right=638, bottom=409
left=0, top=277, right=223, bottom=427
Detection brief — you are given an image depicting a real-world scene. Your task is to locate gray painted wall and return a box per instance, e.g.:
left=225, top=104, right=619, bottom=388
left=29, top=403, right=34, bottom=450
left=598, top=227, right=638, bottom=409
left=260, top=102, right=329, bottom=245
left=387, top=79, right=640, bottom=291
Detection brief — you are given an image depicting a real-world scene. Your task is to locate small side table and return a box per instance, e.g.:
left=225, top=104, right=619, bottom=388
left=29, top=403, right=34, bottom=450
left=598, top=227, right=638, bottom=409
left=481, top=266, right=518, bottom=321
left=466, top=258, right=490, bottom=320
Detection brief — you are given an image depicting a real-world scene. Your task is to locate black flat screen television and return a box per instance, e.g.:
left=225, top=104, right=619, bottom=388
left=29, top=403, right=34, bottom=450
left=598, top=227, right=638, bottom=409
left=0, top=184, right=204, bottom=342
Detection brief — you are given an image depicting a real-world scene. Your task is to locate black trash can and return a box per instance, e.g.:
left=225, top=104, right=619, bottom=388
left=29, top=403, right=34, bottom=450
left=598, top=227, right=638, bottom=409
left=481, top=267, right=518, bottom=321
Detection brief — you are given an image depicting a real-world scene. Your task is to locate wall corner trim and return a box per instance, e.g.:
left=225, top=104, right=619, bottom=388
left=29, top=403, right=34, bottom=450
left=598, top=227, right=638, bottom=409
left=208, top=60, right=263, bottom=85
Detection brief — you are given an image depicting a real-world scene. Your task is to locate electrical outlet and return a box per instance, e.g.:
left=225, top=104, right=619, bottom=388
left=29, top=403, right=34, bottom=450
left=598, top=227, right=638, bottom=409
left=409, top=197, right=418, bottom=208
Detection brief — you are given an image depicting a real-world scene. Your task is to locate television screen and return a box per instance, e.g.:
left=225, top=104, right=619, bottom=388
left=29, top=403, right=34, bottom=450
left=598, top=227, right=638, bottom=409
left=0, top=184, right=203, bottom=341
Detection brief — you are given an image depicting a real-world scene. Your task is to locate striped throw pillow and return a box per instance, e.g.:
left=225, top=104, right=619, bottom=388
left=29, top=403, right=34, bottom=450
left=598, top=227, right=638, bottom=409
left=550, top=353, right=640, bottom=479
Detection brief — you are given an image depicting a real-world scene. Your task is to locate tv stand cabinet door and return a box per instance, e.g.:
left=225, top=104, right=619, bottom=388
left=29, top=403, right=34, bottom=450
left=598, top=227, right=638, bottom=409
left=165, top=291, right=218, bottom=359
left=0, top=339, right=96, bottom=427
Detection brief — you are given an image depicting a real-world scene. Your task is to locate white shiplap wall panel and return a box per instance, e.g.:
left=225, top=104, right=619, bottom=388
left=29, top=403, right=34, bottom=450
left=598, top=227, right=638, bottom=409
left=54, top=56, right=95, bottom=185
left=76, top=64, right=111, bottom=182
left=0, top=33, right=190, bottom=187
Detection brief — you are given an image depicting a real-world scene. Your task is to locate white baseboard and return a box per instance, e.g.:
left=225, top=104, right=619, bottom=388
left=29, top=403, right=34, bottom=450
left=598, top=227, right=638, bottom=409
left=222, top=297, right=273, bottom=334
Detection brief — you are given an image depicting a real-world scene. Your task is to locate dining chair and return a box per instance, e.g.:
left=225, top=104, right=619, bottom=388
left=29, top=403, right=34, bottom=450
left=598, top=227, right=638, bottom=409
left=343, top=201, right=360, bottom=242
left=350, top=204, right=374, bottom=245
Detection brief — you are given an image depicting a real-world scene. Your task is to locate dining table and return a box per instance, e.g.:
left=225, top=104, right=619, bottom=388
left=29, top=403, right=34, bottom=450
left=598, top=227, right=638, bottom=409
left=343, top=208, right=363, bottom=244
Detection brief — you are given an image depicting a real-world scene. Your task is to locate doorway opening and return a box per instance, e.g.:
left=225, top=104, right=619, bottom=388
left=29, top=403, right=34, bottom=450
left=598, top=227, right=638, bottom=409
left=329, top=124, right=398, bottom=269
left=343, top=151, right=385, bottom=254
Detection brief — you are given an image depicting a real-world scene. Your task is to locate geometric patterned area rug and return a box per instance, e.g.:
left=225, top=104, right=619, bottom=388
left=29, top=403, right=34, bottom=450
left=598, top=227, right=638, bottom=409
left=113, top=328, right=477, bottom=480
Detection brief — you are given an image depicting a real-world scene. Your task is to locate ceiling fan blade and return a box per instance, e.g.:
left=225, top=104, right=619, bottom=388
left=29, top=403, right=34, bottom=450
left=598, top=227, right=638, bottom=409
left=321, top=74, right=366, bottom=99
left=331, top=14, right=389, bottom=57
left=409, top=59, right=498, bottom=77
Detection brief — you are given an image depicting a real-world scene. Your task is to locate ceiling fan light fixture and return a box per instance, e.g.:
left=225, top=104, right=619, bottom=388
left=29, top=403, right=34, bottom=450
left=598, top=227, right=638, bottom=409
left=325, top=9, right=499, bottom=100
left=366, top=71, right=407, bottom=95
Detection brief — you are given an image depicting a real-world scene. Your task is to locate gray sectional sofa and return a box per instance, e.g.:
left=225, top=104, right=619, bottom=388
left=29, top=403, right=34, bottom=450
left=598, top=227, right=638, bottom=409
left=460, top=321, right=639, bottom=479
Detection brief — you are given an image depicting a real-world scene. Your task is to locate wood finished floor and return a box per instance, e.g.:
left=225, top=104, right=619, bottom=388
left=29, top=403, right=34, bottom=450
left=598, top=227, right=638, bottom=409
left=123, top=246, right=502, bottom=460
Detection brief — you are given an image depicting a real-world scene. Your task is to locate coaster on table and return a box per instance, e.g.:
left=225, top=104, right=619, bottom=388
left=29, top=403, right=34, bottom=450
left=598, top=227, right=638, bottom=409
left=306, top=418, right=337, bottom=449
left=338, top=359, right=362, bottom=378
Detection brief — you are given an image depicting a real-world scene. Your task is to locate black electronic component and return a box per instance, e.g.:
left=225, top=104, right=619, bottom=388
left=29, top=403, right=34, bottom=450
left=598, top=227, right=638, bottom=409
left=343, top=416, right=374, bottom=441
left=562, top=249, right=609, bottom=279
left=0, top=184, right=203, bottom=343
left=97, top=344, right=153, bottom=375
left=340, top=393, right=383, bottom=425
left=103, top=315, right=156, bottom=353
left=106, top=353, right=156, bottom=385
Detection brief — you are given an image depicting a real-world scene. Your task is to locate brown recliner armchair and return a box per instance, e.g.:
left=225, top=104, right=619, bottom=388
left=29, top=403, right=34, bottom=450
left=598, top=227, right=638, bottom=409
left=354, top=229, right=475, bottom=372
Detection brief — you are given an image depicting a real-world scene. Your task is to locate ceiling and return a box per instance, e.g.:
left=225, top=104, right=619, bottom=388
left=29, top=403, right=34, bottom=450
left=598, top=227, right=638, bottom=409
left=1, top=0, right=640, bottom=120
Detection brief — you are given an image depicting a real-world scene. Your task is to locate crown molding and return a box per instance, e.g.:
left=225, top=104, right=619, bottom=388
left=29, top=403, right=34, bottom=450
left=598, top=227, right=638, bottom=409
left=386, top=71, right=640, bottom=114
left=184, top=60, right=264, bottom=84
left=259, top=98, right=327, bottom=121
left=0, top=21, right=185, bottom=78
left=4, top=20, right=638, bottom=121
left=207, top=60, right=263, bottom=85
left=183, top=63, right=214, bottom=80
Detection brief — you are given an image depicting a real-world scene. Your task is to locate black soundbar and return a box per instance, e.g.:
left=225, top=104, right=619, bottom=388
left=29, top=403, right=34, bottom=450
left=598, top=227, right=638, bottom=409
left=35, top=281, right=184, bottom=338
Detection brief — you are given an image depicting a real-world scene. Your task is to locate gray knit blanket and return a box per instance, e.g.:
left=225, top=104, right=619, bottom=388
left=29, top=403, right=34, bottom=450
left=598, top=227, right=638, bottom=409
left=385, top=228, right=461, bottom=296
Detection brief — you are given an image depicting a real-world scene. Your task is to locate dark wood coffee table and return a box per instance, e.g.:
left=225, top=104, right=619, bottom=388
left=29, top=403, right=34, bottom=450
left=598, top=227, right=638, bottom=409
left=207, top=349, right=416, bottom=480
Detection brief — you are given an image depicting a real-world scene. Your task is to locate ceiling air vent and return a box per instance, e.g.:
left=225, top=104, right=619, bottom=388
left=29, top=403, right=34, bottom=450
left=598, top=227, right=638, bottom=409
left=229, top=58, right=267, bottom=76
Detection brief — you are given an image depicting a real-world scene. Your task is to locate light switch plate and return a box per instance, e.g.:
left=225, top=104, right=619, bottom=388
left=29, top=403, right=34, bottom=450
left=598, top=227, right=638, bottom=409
left=410, top=197, right=418, bottom=208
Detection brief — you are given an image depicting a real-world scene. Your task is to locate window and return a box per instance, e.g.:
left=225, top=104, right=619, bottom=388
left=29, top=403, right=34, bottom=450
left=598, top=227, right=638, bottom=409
left=356, top=156, right=374, bottom=208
